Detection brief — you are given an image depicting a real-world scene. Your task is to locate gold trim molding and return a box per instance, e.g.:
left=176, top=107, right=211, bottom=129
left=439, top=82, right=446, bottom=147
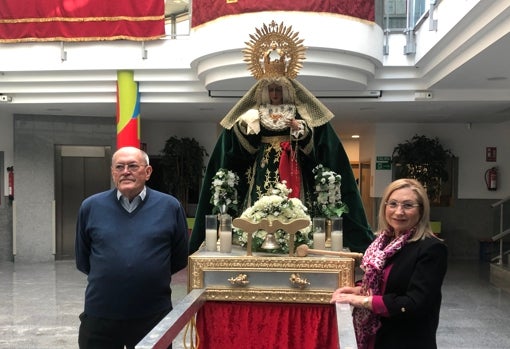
left=188, top=252, right=355, bottom=304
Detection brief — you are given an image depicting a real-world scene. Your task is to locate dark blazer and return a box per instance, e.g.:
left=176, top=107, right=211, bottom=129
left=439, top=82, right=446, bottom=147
left=375, top=236, right=448, bottom=349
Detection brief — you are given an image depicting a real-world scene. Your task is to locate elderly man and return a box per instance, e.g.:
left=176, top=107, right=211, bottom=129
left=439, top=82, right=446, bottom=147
left=76, top=146, right=189, bottom=349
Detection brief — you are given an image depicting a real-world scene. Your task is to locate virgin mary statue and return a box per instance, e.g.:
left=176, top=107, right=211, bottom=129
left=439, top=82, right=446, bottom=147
left=190, top=21, right=374, bottom=254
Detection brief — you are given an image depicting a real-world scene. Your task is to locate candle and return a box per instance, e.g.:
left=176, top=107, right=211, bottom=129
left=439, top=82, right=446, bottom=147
left=330, top=217, right=343, bottom=252
left=205, top=215, right=218, bottom=252
left=312, top=217, right=326, bottom=250
left=313, top=232, right=326, bottom=250
left=219, top=230, right=232, bottom=253
left=218, top=214, right=232, bottom=253
left=331, top=230, right=343, bottom=251
left=205, top=229, right=217, bottom=252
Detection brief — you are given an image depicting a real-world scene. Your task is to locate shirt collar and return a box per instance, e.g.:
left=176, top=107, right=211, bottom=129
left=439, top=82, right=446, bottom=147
left=116, top=186, right=147, bottom=202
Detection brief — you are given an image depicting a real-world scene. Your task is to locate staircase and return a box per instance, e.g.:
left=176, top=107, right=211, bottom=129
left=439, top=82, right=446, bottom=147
left=489, top=196, right=510, bottom=293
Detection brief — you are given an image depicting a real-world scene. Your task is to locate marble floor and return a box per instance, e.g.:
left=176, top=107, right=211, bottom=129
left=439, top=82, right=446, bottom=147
left=0, top=259, right=509, bottom=349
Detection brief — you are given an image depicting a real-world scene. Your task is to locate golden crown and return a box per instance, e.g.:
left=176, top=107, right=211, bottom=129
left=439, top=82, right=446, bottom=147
left=243, top=20, right=306, bottom=80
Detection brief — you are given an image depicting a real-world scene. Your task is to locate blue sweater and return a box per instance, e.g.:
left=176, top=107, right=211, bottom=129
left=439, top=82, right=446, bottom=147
left=75, top=188, right=189, bottom=319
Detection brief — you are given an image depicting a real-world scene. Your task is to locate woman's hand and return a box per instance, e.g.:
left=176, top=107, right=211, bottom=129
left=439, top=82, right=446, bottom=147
left=335, top=286, right=361, bottom=295
left=330, top=286, right=360, bottom=304
left=330, top=286, right=372, bottom=309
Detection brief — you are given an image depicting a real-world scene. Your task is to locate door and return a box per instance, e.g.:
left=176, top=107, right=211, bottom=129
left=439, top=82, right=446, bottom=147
left=359, top=161, right=373, bottom=228
left=55, top=145, right=111, bottom=260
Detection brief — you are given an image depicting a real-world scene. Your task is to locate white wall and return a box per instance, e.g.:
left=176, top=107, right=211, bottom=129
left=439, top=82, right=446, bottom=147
left=0, top=112, right=13, bottom=193
left=371, top=121, right=510, bottom=199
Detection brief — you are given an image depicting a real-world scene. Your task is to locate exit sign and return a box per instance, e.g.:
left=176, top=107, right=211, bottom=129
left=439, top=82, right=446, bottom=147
left=376, top=156, right=392, bottom=170
left=376, top=162, right=391, bottom=170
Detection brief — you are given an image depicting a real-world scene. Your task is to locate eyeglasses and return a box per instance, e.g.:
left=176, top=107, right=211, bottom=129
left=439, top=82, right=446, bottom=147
left=113, top=163, right=146, bottom=172
left=385, top=200, right=421, bottom=210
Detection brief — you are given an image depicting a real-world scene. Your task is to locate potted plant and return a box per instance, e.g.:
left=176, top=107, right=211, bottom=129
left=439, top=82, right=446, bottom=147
left=392, top=134, right=454, bottom=204
left=160, top=136, right=208, bottom=214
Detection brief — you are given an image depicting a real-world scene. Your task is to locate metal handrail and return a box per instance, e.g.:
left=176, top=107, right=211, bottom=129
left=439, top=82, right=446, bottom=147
left=491, top=197, right=510, bottom=265
left=137, top=288, right=355, bottom=348
left=336, top=303, right=357, bottom=349
left=491, top=195, right=510, bottom=208
left=136, top=289, right=206, bottom=349
left=491, top=250, right=510, bottom=264
left=491, top=228, right=510, bottom=242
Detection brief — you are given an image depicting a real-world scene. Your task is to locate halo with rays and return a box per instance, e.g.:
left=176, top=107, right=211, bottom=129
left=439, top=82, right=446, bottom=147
left=243, top=20, right=306, bottom=80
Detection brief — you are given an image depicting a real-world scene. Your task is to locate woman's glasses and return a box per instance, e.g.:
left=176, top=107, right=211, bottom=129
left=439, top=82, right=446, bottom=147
left=385, top=200, right=421, bottom=210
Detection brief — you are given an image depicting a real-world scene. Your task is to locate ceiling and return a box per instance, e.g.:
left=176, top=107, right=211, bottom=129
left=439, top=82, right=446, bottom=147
left=165, top=0, right=189, bottom=17
left=1, top=2, right=509, bottom=138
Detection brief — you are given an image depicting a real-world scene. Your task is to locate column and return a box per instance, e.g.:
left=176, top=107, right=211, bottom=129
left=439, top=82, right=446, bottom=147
left=116, top=70, right=141, bottom=148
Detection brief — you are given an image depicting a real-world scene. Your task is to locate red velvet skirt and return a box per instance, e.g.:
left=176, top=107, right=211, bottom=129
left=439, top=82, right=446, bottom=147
left=196, top=301, right=339, bottom=349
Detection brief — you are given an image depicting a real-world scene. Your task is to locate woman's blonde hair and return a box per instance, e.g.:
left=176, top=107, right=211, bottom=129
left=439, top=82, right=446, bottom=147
left=377, top=178, right=436, bottom=241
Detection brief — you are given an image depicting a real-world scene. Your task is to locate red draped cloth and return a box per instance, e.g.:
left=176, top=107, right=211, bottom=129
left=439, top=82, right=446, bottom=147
left=279, top=141, right=301, bottom=198
left=192, top=0, right=375, bottom=27
left=0, top=0, right=165, bottom=43
left=196, top=301, right=339, bottom=349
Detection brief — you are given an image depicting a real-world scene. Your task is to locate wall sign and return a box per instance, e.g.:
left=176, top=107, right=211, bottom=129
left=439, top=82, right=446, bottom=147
left=376, top=156, right=392, bottom=170
left=486, top=147, right=497, bottom=162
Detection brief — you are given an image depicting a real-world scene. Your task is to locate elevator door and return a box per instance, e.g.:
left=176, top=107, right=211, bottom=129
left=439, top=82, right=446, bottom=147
left=55, top=146, right=111, bottom=260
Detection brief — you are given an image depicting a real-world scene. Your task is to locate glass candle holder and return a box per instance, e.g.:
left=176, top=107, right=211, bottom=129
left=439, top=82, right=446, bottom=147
left=330, top=217, right=343, bottom=252
left=219, top=214, right=232, bottom=253
left=312, top=217, right=326, bottom=250
left=205, top=214, right=218, bottom=252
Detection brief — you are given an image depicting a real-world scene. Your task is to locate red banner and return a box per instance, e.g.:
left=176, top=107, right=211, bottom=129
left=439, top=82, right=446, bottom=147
left=0, top=0, right=165, bottom=43
left=192, top=0, right=374, bottom=27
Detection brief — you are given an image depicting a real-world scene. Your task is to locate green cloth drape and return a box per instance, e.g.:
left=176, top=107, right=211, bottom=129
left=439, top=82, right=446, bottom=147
left=190, top=122, right=374, bottom=254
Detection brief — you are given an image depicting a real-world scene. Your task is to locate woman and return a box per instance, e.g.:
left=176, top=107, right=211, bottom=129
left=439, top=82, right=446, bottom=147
left=331, top=178, right=448, bottom=349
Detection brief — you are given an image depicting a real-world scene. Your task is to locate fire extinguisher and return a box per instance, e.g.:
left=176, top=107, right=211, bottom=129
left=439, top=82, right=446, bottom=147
left=485, top=167, right=497, bottom=191
left=7, top=166, right=14, bottom=201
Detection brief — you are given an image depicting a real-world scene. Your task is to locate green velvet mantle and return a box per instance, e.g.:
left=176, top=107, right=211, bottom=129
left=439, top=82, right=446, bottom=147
left=189, top=122, right=374, bottom=254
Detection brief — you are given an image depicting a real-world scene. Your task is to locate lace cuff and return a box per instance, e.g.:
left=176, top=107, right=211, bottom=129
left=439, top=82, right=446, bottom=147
left=290, top=120, right=306, bottom=138
left=238, top=109, right=260, bottom=135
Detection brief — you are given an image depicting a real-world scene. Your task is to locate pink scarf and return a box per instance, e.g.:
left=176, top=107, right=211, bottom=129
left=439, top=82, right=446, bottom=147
left=352, top=228, right=414, bottom=349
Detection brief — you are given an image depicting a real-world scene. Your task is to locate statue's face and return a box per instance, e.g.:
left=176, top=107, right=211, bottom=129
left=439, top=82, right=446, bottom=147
left=268, top=84, right=283, bottom=105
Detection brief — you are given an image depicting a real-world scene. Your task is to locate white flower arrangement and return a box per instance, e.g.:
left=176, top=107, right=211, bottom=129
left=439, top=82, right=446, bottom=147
left=312, top=164, right=349, bottom=218
left=233, top=181, right=312, bottom=254
left=210, top=168, right=239, bottom=215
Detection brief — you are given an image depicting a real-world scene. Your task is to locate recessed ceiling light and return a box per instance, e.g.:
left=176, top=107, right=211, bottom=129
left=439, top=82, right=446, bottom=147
left=351, top=134, right=360, bottom=139
left=487, top=76, right=507, bottom=81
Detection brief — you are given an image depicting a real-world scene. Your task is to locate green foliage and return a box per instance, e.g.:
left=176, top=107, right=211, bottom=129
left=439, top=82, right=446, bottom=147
left=392, top=134, right=454, bottom=201
left=160, top=136, right=208, bottom=211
